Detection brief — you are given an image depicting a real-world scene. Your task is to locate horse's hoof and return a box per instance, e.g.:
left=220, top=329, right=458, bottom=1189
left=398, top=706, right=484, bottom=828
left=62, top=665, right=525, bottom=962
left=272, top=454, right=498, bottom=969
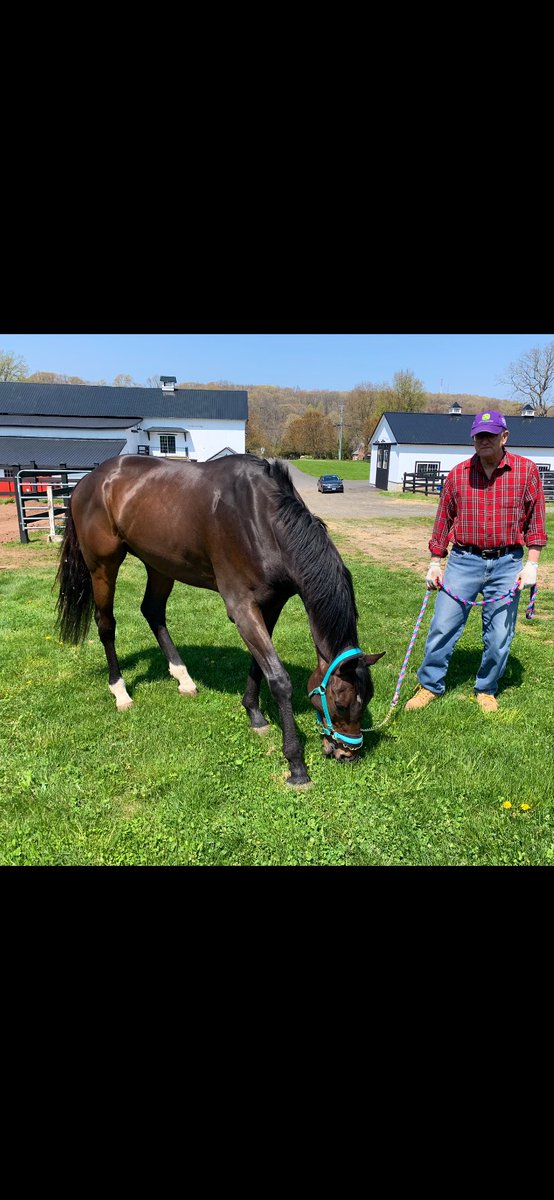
left=117, top=699, right=133, bottom=712
left=178, top=684, right=198, bottom=696
left=252, top=723, right=271, bottom=735
left=285, top=777, right=313, bottom=789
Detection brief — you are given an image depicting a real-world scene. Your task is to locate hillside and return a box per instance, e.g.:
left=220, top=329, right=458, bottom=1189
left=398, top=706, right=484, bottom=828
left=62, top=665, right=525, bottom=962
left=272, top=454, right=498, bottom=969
left=177, top=380, right=526, bottom=456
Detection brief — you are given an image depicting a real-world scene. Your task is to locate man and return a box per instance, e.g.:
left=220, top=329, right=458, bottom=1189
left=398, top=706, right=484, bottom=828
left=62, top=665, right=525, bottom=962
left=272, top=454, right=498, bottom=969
left=405, top=409, right=547, bottom=713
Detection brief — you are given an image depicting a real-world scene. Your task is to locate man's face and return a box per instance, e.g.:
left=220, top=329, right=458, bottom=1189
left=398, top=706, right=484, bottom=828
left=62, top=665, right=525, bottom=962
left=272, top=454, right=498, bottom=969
left=472, top=430, right=508, bottom=464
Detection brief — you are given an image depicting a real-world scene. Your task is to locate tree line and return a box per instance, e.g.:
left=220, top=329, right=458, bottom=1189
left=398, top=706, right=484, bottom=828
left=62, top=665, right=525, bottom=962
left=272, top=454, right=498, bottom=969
left=2, top=343, right=554, bottom=460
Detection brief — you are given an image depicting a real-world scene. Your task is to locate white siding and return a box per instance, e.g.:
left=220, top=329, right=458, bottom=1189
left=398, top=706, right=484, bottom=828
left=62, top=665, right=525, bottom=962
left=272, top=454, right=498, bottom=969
left=0, top=417, right=246, bottom=463
left=369, top=416, right=554, bottom=491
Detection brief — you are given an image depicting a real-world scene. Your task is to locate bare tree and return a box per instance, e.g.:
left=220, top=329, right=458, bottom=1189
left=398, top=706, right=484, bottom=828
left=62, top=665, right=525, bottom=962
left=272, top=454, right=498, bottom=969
left=500, top=341, right=554, bottom=415
left=0, top=349, right=28, bottom=381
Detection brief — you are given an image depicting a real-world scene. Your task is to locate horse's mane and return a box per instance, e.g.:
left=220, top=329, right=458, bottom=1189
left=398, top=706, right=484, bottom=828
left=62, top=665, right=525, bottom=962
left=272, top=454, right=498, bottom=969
left=267, top=458, right=359, bottom=654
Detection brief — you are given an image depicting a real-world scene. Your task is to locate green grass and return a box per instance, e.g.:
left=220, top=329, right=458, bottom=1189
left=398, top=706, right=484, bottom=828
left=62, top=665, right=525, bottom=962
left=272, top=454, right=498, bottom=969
left=1, top=520, right=554, bottom=865
left=292, top=459, right=369, bottom=480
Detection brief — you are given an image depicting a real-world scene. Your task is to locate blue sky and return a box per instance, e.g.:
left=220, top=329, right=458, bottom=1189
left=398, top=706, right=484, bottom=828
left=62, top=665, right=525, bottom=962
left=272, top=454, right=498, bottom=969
left=1, top=333, right=553, bottom=398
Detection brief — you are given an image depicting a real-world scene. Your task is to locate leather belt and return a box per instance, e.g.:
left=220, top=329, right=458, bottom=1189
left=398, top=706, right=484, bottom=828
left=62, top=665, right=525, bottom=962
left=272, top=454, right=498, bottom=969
left=456, top=544, right=518, bottom=559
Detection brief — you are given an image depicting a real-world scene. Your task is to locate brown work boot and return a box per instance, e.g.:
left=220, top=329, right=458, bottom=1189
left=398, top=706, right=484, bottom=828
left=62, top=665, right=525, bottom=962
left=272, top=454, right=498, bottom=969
left=405, top=687, right=439, bottom=711
left=475, top=692, right=498, bottom=712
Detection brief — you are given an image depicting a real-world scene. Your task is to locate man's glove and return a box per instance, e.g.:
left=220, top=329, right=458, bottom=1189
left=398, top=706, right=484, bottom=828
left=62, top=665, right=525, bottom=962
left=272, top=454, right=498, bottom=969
left=516, top=562, right=538, bottom=590
left=425, top=560, right=444, bottom=590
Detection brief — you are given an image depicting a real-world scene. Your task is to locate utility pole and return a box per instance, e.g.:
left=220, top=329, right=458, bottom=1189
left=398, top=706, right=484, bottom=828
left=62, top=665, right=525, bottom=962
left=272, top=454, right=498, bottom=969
left=338, top=404, right=344, bottom=461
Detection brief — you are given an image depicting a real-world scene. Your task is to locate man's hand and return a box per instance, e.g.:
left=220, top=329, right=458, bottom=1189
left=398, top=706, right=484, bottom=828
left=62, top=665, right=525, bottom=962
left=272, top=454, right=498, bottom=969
left=516, top=562, right=538, bottom=590
left=425, top=560, right=444, bottom=590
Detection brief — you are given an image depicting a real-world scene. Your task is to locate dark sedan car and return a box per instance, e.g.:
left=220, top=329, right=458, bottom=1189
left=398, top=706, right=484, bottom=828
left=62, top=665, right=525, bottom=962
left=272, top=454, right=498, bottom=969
left=317, top=474, right=344, bottom=493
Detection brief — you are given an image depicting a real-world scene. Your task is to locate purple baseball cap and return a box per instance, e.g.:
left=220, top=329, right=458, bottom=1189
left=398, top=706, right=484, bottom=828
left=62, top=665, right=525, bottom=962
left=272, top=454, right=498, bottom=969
left=470, top=410, right=508, bottom=436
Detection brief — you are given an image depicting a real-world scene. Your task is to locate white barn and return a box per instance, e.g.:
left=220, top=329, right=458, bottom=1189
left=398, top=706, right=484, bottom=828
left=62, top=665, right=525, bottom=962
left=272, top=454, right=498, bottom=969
left=0, top=377, right=248, bottom=488
left=370, top=407, right=554, bottom=491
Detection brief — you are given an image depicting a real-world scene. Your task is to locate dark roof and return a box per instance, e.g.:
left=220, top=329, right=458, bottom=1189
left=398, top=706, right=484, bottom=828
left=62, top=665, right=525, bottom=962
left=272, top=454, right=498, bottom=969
left=375, top=412, right=554, bottom=449
left=207, top=446, right=238, bottom=459
left=0, top=414, right=134, bottom=429
left=0, top=437, right=126, bottom=468
left=0, top=381, right=248, bottom=421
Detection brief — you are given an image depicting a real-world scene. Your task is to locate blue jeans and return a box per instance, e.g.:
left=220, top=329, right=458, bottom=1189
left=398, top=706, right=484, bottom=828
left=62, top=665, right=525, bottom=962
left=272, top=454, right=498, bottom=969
left=417, top=545, right=523, bottom=696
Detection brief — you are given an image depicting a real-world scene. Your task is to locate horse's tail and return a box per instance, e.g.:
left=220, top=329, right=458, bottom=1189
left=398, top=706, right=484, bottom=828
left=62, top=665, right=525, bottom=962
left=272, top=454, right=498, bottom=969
left=55, top=506, right=94, bottom=644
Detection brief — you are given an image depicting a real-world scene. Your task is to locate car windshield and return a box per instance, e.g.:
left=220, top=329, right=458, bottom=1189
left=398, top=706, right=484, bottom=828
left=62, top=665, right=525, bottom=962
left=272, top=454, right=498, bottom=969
left=322, top=475, right=341, bottom=481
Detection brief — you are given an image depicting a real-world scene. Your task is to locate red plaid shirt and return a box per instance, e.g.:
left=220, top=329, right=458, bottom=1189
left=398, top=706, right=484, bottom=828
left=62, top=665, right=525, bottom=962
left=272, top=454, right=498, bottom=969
left=429, top=450, right=548, bottom=557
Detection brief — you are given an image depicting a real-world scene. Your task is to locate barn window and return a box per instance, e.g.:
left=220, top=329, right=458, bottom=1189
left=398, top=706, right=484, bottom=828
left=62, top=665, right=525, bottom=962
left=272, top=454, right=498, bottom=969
left=159, top=435, right=176, bottom=455
left=415, top=461, right=440, bottom=475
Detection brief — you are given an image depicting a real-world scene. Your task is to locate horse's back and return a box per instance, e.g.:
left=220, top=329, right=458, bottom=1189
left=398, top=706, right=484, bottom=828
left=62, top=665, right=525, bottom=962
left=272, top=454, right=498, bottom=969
left=70, top=454, right=294, bottom=585
left=74, top=454, right=290, bottom=520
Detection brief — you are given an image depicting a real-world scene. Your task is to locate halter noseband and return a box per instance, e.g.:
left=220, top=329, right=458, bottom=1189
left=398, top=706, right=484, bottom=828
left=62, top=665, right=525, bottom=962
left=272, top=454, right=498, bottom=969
left=308, top=648, right=364, bottom=748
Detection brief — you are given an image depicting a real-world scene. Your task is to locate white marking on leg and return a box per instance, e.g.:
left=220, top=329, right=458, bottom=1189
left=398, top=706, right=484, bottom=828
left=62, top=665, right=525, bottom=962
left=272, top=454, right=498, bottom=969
left=109, top=678, right=133, bottom=711
left=169, top=662, right=198, bottom=696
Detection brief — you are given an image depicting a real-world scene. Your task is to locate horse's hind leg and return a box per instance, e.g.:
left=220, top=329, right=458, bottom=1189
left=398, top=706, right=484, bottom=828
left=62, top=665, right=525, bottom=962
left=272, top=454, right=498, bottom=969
left=90, top=554, right=133, bottom=711
left=140, top=567, right=197, bottom=696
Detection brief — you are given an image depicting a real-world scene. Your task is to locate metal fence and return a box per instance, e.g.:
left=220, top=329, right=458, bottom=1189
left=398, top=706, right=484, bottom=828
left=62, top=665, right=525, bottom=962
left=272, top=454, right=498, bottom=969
left=13, top=467, right=93, bottom=544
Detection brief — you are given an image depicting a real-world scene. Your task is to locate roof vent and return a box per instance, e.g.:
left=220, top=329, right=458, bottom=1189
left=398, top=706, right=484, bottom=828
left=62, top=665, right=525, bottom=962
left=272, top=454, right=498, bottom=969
left=448, top=401, right=462, bottom=415
left=160, top=375, right=177, bottom=393
left=521, top=403, right=535, bottom=418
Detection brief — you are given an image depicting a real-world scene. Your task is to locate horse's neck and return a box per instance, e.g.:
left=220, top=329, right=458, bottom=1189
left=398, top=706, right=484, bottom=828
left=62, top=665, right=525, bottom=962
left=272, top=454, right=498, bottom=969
left=309, top=619, right=357, bottom=669
left=298, top=560, right=359, bottom=665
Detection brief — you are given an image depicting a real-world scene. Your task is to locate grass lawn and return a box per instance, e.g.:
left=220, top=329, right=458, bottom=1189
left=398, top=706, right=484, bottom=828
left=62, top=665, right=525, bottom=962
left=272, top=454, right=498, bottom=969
left=291, top=459, right=370, bottom=480
left=2, top=518, right=554, bottom=866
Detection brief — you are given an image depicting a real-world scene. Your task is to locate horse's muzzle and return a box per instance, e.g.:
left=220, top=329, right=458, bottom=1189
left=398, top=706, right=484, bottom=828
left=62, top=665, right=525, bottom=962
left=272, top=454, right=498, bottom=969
left=322, top=736, right=361, bottom=763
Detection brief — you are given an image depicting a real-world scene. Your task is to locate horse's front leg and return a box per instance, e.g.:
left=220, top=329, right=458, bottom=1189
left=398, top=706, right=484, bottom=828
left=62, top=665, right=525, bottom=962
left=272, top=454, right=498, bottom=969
left=241, top=595, right=289, bottom=733
left=234, top=601, right=311, bottom=787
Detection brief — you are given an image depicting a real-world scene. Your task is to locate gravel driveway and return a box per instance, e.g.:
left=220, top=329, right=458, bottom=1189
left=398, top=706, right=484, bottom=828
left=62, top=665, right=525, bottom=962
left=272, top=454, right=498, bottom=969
left=284, top=463, right=437, bottom=520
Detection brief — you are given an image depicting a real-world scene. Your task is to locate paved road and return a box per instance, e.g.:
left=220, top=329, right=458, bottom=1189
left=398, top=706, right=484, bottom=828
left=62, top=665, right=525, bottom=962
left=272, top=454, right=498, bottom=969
left=283, top=462, right=437, bottom=520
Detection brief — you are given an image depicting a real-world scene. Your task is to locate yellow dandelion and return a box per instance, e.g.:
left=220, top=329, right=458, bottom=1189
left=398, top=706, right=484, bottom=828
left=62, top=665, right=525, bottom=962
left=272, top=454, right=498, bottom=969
left=520, top=803, right=531, bottom=812
left=502, top=800, right=512, bottom=810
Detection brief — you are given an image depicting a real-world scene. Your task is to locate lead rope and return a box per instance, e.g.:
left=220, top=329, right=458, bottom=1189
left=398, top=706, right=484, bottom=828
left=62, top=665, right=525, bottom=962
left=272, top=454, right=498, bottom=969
left=364, top=580, right=537, bottom=734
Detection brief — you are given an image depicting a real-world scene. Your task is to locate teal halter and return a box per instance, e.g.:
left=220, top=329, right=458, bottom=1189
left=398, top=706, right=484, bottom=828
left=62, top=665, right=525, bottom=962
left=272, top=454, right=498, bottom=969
left=308, top=648, right=364, bottom=748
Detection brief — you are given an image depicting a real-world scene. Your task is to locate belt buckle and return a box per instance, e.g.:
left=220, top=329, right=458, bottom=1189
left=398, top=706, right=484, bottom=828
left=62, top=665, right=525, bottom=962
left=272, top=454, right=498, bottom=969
left=481, top=549, right=494, bottom=558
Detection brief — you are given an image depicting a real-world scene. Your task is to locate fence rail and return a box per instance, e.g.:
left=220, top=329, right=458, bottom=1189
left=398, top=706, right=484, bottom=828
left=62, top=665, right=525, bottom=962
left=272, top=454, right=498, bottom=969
left=402, top=472, right=447, bottom=495
left=13, top=467, right=94, bottom=544
left=540, top=470, right=554, bottom=500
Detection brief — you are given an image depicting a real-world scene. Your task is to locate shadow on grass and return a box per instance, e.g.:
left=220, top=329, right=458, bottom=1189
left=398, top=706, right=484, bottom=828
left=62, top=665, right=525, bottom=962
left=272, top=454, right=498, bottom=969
left=439, top=648, right=524, bottom=695
left=97, top=642, right=318, bottom=714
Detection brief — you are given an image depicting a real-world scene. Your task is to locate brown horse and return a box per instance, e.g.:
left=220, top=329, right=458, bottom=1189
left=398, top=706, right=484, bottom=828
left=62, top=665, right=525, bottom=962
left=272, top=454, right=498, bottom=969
left=55, top=454, right=384, bottom=786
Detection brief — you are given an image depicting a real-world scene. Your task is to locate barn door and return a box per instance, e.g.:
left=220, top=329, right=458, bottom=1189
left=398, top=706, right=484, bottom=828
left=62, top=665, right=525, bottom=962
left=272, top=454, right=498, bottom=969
left=375, top=444, right=390, bottom=490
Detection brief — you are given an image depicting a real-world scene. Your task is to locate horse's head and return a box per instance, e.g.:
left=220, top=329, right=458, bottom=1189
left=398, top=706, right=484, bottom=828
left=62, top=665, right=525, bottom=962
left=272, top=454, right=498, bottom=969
left=308, top=648, right=385, bottom=763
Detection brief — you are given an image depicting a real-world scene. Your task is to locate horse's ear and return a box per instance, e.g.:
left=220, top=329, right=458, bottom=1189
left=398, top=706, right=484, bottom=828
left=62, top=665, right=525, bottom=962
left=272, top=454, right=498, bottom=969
left=362, top=651, right=385, bottom=665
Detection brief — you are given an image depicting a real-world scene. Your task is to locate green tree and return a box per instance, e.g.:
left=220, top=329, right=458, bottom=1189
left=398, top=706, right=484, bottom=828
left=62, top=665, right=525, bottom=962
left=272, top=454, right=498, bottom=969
left=390, top=369, right=426, bottom=412
left=0, top=349, right=28, bottom=381
left=500, top=341, right=554, bottom=416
